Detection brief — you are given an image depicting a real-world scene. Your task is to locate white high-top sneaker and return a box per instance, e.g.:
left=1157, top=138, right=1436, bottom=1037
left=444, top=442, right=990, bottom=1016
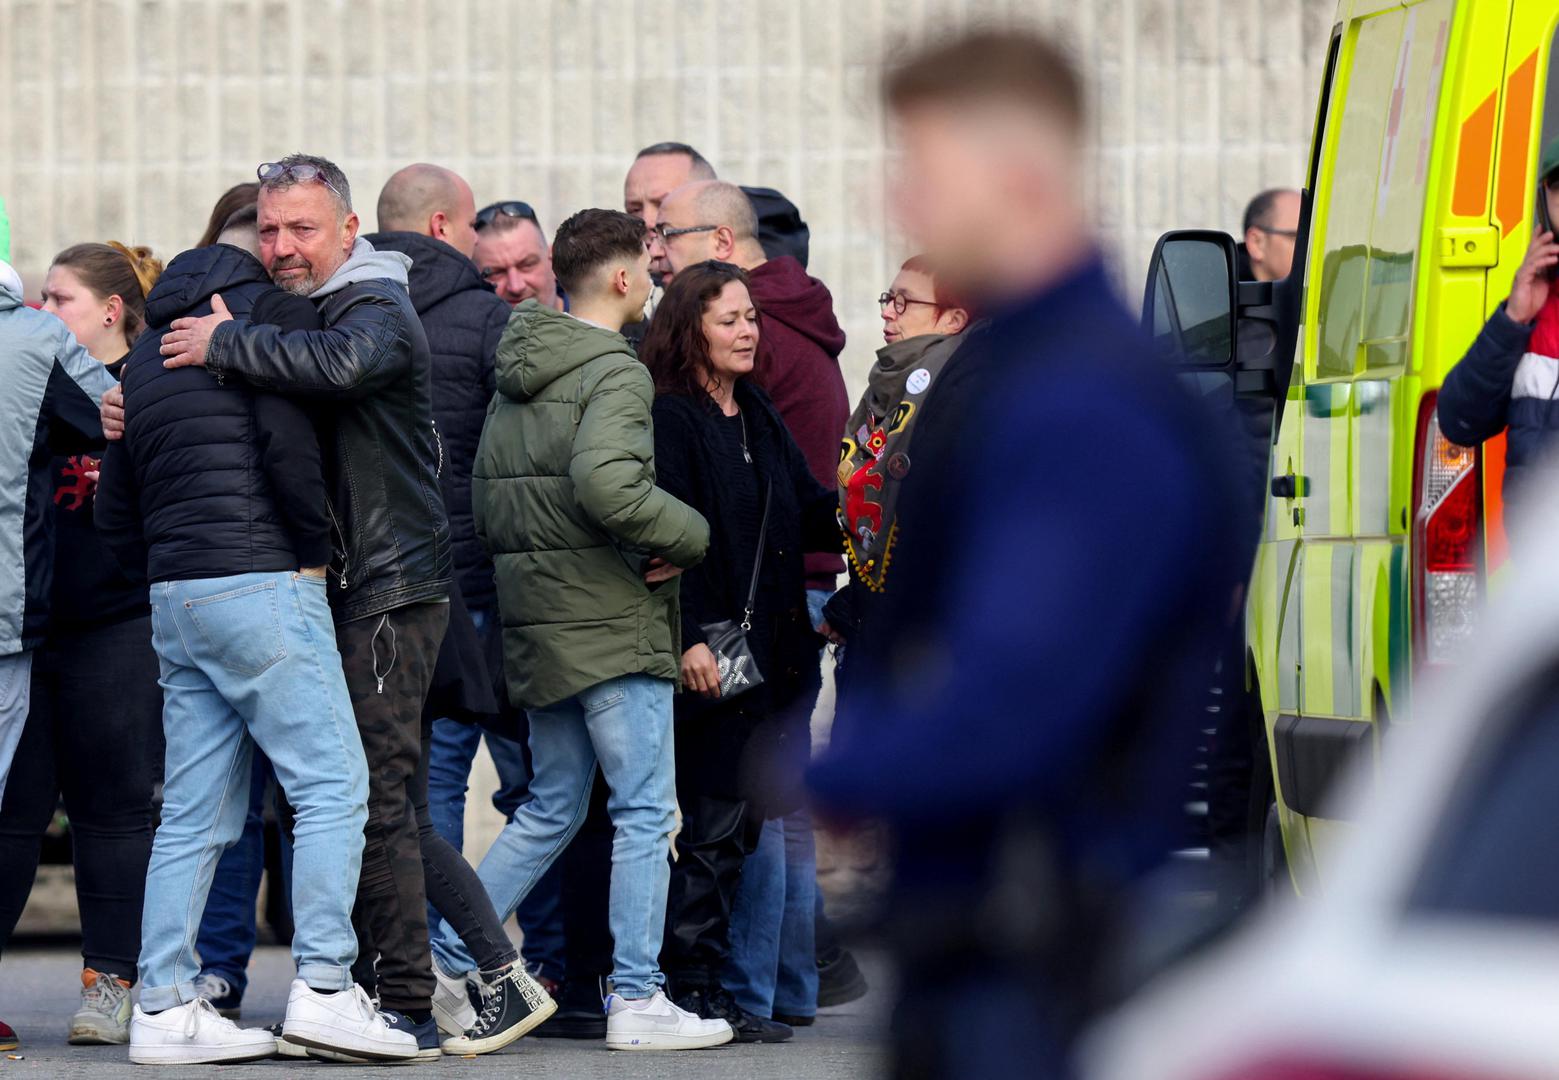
left=432, top=966, right=476, bottom=1036
left=280, top=979, right=419, bottom=1062
left=605, top=990, right=733, bottom=1051
left=128, top=999, right=276, bottom=1065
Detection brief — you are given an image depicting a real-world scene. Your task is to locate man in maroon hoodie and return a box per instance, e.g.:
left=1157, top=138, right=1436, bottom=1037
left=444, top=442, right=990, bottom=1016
left=656, top=179, right=849, bottom=598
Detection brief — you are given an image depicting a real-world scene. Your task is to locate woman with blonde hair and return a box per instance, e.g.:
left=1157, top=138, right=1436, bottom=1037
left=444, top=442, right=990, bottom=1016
left=0, top=241, right=167, bottom=1048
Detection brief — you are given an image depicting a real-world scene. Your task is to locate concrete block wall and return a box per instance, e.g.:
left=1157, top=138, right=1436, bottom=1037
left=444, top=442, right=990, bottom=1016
left=3, top=0, right=1335, bottom=400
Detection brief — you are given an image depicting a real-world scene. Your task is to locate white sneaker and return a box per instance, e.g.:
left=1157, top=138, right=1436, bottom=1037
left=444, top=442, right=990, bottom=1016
left=605, top=990, right=733, bottom=1051
left=281, top=980, right=419, bottom=1062
left=128, top=999, right=275, bottom=1065
left=432, top=966, right=476, bottom=1036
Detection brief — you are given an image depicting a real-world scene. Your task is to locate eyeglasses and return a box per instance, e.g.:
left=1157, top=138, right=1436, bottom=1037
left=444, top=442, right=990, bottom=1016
left=1253, top=225, right=1298, bottom=239
left=475, top=201, right=539, bottom=230
left=653, top=223, right=717, bottom=243
left=257, top=161, right=344, bottom=200
left=878, top=291, right=940, bottom=316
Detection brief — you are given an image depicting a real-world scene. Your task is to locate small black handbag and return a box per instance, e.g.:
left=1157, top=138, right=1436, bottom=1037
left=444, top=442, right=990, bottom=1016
left=698, top=480, right=772, bottom=699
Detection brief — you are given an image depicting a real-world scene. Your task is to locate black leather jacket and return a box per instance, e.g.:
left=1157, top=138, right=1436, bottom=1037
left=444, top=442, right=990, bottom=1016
left=206, top=275, right=452, bottom=622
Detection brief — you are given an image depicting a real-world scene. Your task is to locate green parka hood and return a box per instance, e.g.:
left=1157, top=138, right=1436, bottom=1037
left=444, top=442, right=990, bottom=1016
left=475, top=299, right=710, bottom=709
left=495, top=301, right=634, bottom=403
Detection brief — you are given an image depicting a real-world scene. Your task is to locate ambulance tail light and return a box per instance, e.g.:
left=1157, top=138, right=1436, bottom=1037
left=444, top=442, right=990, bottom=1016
left=1412, top=393, right=1482, bottom=668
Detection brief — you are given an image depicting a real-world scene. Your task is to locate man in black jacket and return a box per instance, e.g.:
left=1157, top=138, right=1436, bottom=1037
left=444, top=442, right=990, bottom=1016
left=95, top=244, right=419, bottom=1066
left=364, top=164, right=559, bottom=1052
left=153, top=154, right=453, bottom=1057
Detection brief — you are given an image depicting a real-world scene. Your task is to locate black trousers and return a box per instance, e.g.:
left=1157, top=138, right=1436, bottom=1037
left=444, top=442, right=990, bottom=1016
left=0, top=616, right=164, bottom=979
left=337, top=601, right=447, bottom=1014
left=413, top=710, right=519, bottom=975
left=661, top=793, right=764, bottom=991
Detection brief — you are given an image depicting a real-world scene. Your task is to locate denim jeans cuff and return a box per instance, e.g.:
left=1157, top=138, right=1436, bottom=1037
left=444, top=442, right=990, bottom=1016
left=138, top=982, right=194, bottom=1014
left=296, top=962, right=354, bottom=993
left=774, top=1001, right=817, bottom=1017
left=608, top=975, right=665, bottom=1001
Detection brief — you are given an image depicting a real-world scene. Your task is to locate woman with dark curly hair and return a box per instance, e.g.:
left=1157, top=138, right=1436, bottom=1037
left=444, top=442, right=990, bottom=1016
left=640, top=260, right=839, bottom=1045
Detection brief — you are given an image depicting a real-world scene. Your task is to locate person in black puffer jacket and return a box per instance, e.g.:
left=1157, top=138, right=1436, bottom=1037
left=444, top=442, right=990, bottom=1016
left=363, top=227, right=503, bottom=615
left=97, top=245, right=330, bottom=580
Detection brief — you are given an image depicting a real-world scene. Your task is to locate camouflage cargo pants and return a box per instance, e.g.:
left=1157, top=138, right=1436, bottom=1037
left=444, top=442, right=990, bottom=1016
left=336, top=600, right=449, bottom=1014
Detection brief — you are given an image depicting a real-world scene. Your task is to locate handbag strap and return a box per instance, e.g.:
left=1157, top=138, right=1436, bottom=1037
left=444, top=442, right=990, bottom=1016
left=741, top=478, right=773, bottom=631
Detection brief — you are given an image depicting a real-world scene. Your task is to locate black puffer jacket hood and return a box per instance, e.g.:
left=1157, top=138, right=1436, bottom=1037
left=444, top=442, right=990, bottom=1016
left=367, top=231, right=509, bottom=612
left=742, top=186, right=811, bottom=270
left=97, top=243, right=333, bottom=586
left=370, top=232, right=490, bottom=317
left=144, top=243, right=271, bottom=326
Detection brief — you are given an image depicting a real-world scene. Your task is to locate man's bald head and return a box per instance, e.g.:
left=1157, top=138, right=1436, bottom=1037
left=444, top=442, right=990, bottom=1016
left=376, top=163, right=479, bottom=258
left=655, top=180, right=765, bottom=280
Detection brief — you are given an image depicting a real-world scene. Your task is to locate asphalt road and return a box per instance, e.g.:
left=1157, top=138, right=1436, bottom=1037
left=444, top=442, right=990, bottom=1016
left=0, top=945, right=888, bottom=1078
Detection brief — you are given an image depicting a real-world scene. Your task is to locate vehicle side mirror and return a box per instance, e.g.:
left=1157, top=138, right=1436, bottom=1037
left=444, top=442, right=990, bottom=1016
left=1142, top=229, right=1285, bottom=402
left=1143, top=231, right=1237, bottom=369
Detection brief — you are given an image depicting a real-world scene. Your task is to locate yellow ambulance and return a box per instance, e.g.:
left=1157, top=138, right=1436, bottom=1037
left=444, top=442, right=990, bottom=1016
left=1144, top=0, right=1559, bottom=892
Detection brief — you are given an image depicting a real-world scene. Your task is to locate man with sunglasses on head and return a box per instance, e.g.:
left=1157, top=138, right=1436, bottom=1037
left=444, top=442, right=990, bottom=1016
left=471, top=201, right=564, bottom=310
left=149, top=152, right=455, bottom=1060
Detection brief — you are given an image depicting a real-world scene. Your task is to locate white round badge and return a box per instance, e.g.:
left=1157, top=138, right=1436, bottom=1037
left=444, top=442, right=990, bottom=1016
left=906, top=368, right=932, bottom=395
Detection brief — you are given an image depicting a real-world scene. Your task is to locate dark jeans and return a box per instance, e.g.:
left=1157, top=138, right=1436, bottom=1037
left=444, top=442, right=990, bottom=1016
left=0, top=616, right=164, bottom=980
left=1205, top=625, right=1261, bottom=914
left=412, top=713, right=519, bottom=975
left=338, top=601, right=448, bottom=1014
left=661, top=793, right=764, bottom=991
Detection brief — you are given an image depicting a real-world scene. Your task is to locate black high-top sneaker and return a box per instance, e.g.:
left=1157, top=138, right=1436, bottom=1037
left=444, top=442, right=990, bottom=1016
left=439, top=964, right=558, bottom=1056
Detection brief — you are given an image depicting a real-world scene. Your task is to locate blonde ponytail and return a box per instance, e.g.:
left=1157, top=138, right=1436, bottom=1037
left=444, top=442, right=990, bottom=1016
left=106, top=241, right=164, bottom=304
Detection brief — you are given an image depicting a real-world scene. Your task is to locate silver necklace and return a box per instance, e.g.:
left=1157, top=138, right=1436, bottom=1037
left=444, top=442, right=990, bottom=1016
left=737, top=407, right=752, bottom=463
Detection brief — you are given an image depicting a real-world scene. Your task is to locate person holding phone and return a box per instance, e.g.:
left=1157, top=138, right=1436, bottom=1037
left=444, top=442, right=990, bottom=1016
left=1439, top=138, right=1559, bottom=509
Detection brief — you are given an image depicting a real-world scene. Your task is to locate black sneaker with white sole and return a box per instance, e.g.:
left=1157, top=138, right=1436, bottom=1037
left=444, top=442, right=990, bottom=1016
left=439, top=965, right=558, bottom=1056
left=673, top=986, right=792, bottom=1044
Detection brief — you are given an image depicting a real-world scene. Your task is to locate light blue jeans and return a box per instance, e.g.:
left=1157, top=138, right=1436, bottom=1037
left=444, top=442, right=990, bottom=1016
left=432, top=673, right=676, bottom=999
left=139, top=572, right=369, bottom=1012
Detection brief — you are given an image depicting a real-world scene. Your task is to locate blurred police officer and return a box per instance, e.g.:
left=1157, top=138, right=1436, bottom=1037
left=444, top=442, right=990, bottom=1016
left=808, top=31, right=1248, bottom=1080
